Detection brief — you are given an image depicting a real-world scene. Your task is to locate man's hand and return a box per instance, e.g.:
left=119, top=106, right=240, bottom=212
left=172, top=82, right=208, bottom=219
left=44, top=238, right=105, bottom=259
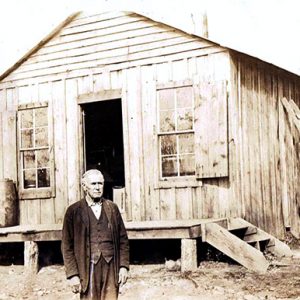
left=118, top=267, right=128, bottom=287
left=68, top=275, right=81, bottom=294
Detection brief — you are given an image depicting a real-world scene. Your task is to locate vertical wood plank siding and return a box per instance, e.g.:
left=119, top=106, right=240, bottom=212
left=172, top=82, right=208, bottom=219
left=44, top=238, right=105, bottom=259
left=0, top=13, right=227, bottom=225
left=52, top=80, right=67, bottom=224
left=230, top=52, right=300, bottom=238
left=0, top=12, right=299, bottom=239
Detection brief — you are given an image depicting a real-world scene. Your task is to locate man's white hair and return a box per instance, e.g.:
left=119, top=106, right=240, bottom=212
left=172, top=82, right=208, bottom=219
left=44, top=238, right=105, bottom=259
left=81, top=169, right=104, bottom=186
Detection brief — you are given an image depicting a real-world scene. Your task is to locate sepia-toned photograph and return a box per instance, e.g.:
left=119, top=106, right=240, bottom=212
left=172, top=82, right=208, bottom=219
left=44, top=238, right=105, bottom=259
left=0, top=0, right=299, bottom=299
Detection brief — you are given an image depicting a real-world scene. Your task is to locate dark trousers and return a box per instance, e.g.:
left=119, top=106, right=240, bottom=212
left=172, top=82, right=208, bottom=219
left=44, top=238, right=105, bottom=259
left=81, top=257, right=118, bottom=300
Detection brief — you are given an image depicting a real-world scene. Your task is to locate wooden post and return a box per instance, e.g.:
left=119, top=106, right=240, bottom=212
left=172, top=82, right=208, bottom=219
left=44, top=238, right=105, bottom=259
left=181, top=239, right=197, bottom=272
left=279, top=101, right=290, bottom=227
left=24, top=241, right=39, bottom=273
left=113, top=186, right=126, bottom=218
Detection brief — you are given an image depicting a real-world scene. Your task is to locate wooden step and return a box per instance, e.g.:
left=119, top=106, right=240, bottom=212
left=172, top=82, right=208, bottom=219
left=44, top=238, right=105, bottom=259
left=243, top=226, right=258, bottom=236
left=228, top=218, right=292, bottom=257
left=243, top=230, right=271, bottom=243
left=203, top=222, right=269, bottom=273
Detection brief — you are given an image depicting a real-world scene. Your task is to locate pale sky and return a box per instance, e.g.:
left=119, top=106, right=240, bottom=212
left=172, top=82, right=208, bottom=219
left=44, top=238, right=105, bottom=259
left=0, top=0, right=299, bottom=76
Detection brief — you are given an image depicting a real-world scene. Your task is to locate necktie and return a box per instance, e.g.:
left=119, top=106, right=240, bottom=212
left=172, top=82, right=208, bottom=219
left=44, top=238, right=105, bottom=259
left=91, top=201, right=102, bottom=219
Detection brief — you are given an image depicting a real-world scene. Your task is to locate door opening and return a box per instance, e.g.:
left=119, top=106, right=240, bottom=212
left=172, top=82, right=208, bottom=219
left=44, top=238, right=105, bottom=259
left=82, top=99, right=125, bottom=200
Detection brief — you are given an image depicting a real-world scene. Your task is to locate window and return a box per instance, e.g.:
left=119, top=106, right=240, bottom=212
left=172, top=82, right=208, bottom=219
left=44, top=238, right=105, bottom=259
left=156, top=79, right=228, bottom=183
left=18, top=103, right=54, bottom=199
left=158, top=85, right=195, bottom=178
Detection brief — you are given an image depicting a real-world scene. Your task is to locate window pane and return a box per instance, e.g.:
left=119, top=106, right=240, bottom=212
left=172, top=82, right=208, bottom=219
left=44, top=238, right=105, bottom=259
left=176, top=86, right=193, bottom=108
left=35, top=107, right=48, bottom=127
left=160, top=110, right=175, bottom=132
left=178, top=133, right=194, bottom=154
left=177, top=108, right=193, bottom=131
left=37, top=149, right=49, bottom=167
left=20, top=110, right=33, bottom=128
left=179, top=154, right=195, bottom=176
left=21, top=129, right=34, bottom=148
left=35, top=127, right=48, bottom=147
left=38, top=168, right=50, bottom=188
left=159, top=89, right=174, bottom=110
left=161, top=135, right=177, bottom=155
left=24, top=169, right=36, bottom=189
left=162, top=156, right=178, bottom=177
left=23, top=151, right=35, bottom=169
left=19, top=107, right=51, bottom=191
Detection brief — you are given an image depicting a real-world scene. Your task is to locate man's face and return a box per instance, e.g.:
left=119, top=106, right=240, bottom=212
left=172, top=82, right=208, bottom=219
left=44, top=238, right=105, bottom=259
left=83, top=173, right=104, bottom=200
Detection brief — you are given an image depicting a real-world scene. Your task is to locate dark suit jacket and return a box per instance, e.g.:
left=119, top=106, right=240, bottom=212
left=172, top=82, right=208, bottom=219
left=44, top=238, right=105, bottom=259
left=61, top=198, right=129, bottom=292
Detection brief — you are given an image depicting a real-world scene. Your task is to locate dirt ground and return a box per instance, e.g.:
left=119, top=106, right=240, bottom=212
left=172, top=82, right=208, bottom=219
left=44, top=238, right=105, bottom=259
left=0, top=250, right=299, bottom=300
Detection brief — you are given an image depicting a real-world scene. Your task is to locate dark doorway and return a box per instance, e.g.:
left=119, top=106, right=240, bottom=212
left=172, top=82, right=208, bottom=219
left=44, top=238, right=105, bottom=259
left=82, top=99, right=125, bottom=199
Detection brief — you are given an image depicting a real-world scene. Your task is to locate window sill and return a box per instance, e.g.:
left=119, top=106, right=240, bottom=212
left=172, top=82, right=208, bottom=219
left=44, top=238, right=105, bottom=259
left=19, top=188, right=54, bottom=200
left=154, top=178, right=202, bottom=189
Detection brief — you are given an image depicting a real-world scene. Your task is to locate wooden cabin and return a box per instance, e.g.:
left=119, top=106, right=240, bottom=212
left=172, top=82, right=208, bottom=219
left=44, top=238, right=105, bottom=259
left=0, top=11, right=299, bottom=270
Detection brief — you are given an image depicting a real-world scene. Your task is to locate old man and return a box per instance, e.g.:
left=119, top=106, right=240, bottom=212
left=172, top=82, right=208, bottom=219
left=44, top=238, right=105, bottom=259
left=61, top=169, right=129, bottom=299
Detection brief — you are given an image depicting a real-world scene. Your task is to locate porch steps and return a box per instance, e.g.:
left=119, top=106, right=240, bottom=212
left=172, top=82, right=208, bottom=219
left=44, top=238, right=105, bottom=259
left=227, top=218, right=292, bottom=258
left=203, top=222, right=269, bottom=273
left=201, top=217, right=292, bottom=273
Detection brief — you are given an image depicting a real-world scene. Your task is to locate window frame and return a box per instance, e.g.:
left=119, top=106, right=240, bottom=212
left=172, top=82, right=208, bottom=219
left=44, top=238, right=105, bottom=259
left=17, top=102, right=55, bottom=200
left=156, top=80, right=196, bottom=180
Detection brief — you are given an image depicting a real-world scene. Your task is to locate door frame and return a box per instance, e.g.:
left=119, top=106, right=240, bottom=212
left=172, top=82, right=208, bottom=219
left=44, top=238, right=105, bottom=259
left=77, top=89, right=127, bottom=201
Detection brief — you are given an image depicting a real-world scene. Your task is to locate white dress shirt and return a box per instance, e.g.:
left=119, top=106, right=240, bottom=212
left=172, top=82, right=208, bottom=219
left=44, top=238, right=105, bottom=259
left=86, top=198, right=102, bottom=219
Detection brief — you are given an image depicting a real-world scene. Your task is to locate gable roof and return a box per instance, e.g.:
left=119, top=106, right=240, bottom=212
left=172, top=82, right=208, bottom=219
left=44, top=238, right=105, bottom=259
left=0, top=10, right=298, bottom=82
